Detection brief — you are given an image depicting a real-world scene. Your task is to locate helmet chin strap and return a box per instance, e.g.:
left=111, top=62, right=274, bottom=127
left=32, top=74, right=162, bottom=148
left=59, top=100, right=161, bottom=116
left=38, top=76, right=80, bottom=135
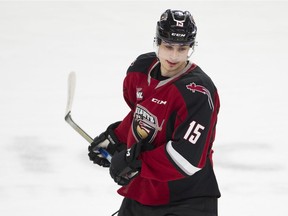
left=188, top=40, right=198, bottom=58
left=187, top=46, right=195, bottom=58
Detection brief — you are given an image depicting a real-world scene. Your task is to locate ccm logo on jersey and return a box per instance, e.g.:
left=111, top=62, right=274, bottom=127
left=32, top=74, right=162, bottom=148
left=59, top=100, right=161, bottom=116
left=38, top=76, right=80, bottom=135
left=152, top=98, right=167, bottom=105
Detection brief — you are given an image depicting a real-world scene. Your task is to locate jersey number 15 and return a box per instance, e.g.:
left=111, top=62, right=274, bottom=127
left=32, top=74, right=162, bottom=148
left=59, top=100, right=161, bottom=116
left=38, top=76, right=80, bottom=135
left=183, top=121, right=205, bottom=144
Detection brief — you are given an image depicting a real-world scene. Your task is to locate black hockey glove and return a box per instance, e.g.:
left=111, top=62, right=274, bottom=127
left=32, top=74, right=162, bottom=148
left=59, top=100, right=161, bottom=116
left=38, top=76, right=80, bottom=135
left=88, top=121, right=125, bottom=167
left=109, top=141, right=148, bottom=186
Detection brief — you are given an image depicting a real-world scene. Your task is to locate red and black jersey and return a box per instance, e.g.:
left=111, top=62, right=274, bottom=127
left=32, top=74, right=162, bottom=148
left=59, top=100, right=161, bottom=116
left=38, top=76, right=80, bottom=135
left=114, top=52, right=221, bottom=205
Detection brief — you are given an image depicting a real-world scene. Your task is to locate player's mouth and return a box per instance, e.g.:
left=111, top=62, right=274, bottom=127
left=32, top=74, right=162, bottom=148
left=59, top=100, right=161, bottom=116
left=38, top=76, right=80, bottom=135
left=166, top=60, right=178, bottom=67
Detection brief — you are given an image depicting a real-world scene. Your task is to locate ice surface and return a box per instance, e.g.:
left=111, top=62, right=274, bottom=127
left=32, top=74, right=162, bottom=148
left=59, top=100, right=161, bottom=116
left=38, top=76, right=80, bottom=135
left=0, top=1, right=287, bottom=215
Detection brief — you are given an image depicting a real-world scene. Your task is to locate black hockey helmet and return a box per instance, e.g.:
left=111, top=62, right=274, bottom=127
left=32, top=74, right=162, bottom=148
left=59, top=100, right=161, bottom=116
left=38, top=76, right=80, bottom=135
left=156, top=9, right=197, bottom=46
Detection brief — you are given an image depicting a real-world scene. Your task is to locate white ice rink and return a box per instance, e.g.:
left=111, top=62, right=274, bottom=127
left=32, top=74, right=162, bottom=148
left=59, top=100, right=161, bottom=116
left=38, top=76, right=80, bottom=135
left=0, top=1, right=287, bottom=215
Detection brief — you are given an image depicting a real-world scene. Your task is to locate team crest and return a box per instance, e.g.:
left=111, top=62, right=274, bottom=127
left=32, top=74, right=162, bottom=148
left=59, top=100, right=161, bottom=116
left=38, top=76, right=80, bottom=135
left=132, top=105, right=160, bottom=143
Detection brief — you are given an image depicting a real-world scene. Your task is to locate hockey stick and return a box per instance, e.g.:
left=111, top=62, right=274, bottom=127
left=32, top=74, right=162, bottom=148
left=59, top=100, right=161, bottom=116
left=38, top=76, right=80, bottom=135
left=64, top=71, right=112, bottom=162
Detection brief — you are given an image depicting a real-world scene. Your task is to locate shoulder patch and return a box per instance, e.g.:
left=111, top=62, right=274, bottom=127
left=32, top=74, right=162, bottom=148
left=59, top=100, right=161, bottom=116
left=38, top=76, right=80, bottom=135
left=127, top=52, right=158, bottom=75
left=186, top=82, right=214, bottom=110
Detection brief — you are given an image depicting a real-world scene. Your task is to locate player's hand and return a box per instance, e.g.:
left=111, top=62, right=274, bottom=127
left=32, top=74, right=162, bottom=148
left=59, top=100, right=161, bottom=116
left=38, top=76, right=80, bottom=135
left=109, top=141, right=146, bottom=185
left=88, top=121, right=125, bottom=167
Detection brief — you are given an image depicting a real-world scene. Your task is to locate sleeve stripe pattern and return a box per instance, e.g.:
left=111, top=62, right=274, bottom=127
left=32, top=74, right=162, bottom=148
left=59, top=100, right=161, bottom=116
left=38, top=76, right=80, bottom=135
left=166, top=141, right=201, bottom=176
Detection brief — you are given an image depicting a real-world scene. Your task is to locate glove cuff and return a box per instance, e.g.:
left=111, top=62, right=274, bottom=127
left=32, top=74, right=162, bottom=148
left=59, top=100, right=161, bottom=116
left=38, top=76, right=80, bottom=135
left=106, top=121, right=126, bottom=155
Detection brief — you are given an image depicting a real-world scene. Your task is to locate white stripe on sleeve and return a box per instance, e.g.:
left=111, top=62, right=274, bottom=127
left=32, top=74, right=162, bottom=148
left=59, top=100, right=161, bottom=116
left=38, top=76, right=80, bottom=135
left=166, top=141, right=201, bottom=176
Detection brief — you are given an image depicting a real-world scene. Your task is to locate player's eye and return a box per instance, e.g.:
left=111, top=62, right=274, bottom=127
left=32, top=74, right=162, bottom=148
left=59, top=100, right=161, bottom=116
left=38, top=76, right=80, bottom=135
left=178, top=47, right=188, bottom=52
left=164, top=45, right=174, bottom=50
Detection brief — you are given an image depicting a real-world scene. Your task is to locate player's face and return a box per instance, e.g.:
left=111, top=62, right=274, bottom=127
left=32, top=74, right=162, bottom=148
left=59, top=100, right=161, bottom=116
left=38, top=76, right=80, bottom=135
left=158, top=41, right=191, bottom=77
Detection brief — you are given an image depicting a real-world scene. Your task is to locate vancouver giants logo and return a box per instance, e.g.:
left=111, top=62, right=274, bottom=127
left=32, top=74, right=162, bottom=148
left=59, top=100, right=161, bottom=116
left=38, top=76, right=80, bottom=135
left=132, top=105, right=159, bottom=143
left=186, top=82, right=214, bottom=110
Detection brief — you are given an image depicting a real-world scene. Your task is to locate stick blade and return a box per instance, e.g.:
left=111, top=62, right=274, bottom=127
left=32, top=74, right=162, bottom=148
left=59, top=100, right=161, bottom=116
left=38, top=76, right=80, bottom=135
left=65, top=71, right=76, bottom=116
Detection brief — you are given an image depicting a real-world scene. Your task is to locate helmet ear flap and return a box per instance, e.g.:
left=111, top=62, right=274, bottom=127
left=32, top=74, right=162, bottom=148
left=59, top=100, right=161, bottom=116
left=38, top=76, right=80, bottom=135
left=153, top=37, right=162, bottom=46
left=157, top=37, right=162, bottom=45
left=153, top=37, right=160, bottom=57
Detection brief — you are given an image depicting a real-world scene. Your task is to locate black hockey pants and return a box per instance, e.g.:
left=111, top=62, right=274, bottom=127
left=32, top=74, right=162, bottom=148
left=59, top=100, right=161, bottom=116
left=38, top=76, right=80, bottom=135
left=116, top=197, right=218, bottom=216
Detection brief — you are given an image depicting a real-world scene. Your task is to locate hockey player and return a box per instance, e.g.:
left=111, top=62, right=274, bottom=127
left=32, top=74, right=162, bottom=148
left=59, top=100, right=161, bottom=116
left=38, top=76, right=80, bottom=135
left=88, top=9, right=221, bottom=216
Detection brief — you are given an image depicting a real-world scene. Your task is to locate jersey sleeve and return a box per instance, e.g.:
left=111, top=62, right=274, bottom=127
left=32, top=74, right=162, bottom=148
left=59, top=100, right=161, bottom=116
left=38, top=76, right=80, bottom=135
left=123, top=52, right=158, bottom=110
left=140, top=81, right=220, bottom=182
left=112, top=70, right=136, bottom=143
left=113, top=57, right=144, bottom=143
left=114, top=53, right=158, bottom=143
